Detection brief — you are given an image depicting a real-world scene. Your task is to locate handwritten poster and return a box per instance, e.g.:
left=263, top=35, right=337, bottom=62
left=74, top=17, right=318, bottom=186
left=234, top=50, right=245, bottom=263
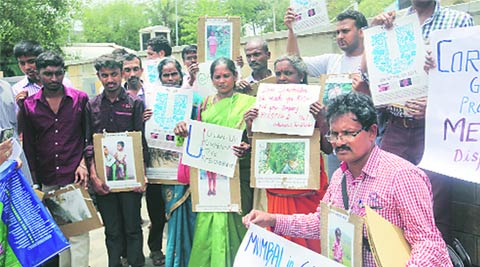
left=182, top=120, right=242, bottom=178
left=364, top=14, right=427, bottom=106
left=234, top=224, right=344, bottom=267
left=252, top=83, right=321, bottom=136
left=419, top=26, right=480, bottom=183
left=145, top=85, right=193, bottom=152
left=291, top=0, right=329, bottom=33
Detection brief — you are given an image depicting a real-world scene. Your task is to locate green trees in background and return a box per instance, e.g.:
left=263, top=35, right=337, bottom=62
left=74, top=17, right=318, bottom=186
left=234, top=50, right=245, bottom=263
left=0, top=0, right=80, bottom=76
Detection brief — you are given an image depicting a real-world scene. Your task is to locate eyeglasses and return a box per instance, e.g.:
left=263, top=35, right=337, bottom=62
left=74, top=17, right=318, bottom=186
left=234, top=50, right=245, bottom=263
left=325, top=127, right=367, bottom=143
left=161, top=72, right=179, bottom=78
left=41, top=70, right=65, bottom=78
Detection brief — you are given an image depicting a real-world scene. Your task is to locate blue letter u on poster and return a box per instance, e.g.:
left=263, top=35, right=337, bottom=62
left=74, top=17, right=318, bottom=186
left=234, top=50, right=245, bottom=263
left=185, top=124, right=204, bottom=158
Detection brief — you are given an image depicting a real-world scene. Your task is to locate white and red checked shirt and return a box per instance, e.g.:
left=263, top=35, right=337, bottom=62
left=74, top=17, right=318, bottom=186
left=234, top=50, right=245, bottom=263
left=274, top=146, right=452, bottom=267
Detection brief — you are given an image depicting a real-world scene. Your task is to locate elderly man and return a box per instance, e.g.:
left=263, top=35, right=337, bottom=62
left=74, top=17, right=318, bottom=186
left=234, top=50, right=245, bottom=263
left=243, top=92, right=452, bottom=267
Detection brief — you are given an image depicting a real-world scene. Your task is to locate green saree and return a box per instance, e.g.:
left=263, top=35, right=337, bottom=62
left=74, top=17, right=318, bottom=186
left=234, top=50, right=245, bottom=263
left=188, top=93, right=256, bottom=267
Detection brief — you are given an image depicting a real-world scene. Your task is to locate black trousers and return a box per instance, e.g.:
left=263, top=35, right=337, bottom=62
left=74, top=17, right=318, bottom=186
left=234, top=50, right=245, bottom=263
left=97, top=192, right=145, bottom=267
left=146, top=184, right=166, bottom=253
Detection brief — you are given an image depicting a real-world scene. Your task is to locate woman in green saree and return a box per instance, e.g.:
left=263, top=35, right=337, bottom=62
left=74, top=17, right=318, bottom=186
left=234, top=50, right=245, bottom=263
left=174, top=57, right=255, bottom=266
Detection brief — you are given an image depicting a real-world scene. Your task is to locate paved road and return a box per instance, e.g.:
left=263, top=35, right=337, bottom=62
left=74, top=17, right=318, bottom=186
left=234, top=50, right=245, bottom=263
left=88, top=197, right=167, bottom=267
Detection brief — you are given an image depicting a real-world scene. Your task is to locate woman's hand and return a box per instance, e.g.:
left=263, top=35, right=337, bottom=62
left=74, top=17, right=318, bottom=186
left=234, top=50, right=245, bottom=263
left=174, top=121, right=189, bottom=137
left=242, top=210, right=276, bottom=228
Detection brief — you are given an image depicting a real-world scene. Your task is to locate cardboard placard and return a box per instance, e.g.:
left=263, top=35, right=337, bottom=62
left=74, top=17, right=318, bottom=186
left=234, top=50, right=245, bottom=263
left=190, top=165, right=241, bottom=212
left=93, top=132, right=145, bottom=192
left=197, top=16, right=241, bottom=62
left=365, top=206, right=410, bottom=267
left=146, top=148, right=181, bottom=185
left=320, top=203, right=364, bottom=267
left=250, top=129, right=321, bottom=189
left=44, top=184, right=102, bottom=238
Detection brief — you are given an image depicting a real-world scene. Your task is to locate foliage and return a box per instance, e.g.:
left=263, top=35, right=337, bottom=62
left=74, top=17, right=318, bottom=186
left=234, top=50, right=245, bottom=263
left=79, top=0, right=150, bottom=50
left=260, top=142, right=306, bottom=175
left=0, top=0, right=80, bottom=76
left=144, top=0, right=181, bottom=46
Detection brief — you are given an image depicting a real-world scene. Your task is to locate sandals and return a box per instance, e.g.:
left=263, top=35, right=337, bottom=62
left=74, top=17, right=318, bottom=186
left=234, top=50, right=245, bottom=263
left=150, top=251, right=166, bottom=266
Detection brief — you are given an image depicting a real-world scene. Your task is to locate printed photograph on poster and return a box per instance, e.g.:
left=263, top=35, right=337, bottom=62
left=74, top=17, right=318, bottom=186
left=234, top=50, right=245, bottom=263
left=328, top=211, right=354, bottom=266
left=205, top=21, right=232, bottom=61
left=145, top=86, right=193, bottom=152
left=190, top=167, right=241, bottom=212
left=197, top=169, right=231, bottom=204
left=255, top=139, right=309, bottom=178
left=364, top=14, right=427, bottom=106
left=44, top=188, right=91, bottom=225
left=146, top=147, right=180, bottom=183
left=291, top=0, right=329, bottom=33
left=322, top=74, right=353, bottom=105
left=320, top=203, right=364, bottom=267
left=100, top=134, right=141, bottom=189
left=43, top=184, right=103, bottom=237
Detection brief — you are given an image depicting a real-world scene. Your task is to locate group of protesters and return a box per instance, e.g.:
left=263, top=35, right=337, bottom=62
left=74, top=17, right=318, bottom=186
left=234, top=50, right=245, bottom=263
left=0, top=0, right=475, bottom=266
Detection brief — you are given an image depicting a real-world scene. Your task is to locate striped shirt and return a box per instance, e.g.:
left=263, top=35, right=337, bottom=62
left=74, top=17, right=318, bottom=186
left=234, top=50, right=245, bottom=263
left=274, top=146, right=452, bottom=267
left=408, top=0, right=474, bottom=41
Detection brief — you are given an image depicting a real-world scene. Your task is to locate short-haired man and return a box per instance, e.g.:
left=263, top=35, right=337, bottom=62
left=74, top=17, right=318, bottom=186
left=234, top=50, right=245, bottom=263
left=85, top=54, right=146, bottom=267
left=123, top=52, right=166, bottom=265
left=236, top=38, right=273, bottom=93
left=369, top=0, right=474, bottom=244
left=122, top=53, right=145, bottom=101
left=21, top=51, right=90, bottom=267
left=12, top=40, right=73, bottom=104
left=243, top=92, right=452, bottom=267
left=146, top=36, right=172, bottom=60
left=181, top=45, right=199, bottom=89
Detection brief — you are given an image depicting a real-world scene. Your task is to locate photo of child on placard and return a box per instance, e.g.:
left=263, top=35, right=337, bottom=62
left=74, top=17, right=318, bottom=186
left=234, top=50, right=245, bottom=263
left=102, top=136, right=137, bottom=183
left=205, top=23, right=232, bottom=61
left=198, top=169, right=231, bottom=205
left=328, top=212, right=354, bottom=267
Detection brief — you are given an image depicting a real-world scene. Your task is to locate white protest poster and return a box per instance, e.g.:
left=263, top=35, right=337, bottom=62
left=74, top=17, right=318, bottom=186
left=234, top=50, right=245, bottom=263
left=252, top=83, right=321, bottom=136
left=234, top=224, right=344, bottom=267
left=291, top=0, right=329, bottom=33
left=419, top=26, right=480, bottom=183
left=144, top=85, right=193, bottom=152
left=182, top=120, right=242, bottom=177
left=143, top=59, right=161, bottom=85
left=196, top=62, right=217, bottom=98
left=364, top=14, right=427, bottom=106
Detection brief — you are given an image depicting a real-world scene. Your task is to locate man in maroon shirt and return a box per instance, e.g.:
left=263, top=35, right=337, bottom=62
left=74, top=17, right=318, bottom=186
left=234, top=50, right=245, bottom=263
left=84, top=54, right=146, bottom=267
left=21, top=51, right=90, bottom=266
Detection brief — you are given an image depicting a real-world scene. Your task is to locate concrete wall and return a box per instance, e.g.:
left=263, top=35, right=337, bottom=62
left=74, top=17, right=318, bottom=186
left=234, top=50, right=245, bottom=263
left=66, top=2, right=480, bottom=264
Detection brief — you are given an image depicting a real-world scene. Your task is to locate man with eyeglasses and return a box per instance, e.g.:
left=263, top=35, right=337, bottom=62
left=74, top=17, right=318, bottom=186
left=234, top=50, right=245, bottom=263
left=243, top=92, right=452, bottom=267
left=21, top=51, right=90, bottom=267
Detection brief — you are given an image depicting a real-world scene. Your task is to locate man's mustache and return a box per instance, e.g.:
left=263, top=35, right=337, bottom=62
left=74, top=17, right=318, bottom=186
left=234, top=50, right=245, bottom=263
left=333, top=145, right=351, bottom=155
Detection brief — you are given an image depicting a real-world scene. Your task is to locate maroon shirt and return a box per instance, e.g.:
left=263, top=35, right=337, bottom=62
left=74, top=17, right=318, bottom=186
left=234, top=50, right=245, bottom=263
left=84, top=88, right=147, bottom=166
left=22, top=86, right=88, bottom=186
